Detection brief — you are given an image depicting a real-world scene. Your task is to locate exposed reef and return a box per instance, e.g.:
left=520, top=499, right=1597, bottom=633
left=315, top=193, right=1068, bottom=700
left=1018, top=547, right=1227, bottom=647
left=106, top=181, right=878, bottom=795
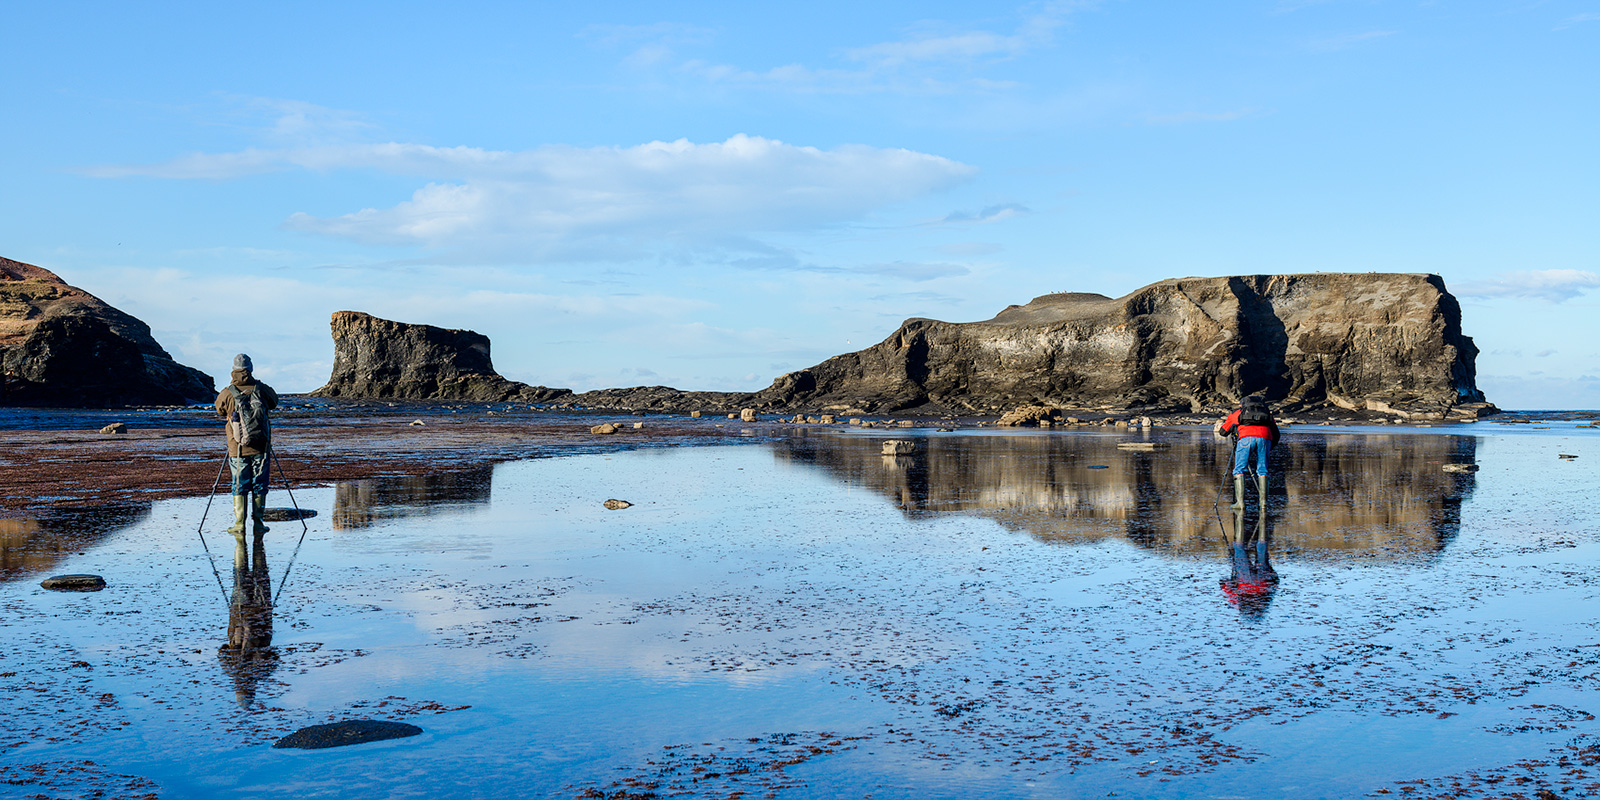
left=310, top=311, right=571, bottom=402
left=0, top=257, right=214, bottom=407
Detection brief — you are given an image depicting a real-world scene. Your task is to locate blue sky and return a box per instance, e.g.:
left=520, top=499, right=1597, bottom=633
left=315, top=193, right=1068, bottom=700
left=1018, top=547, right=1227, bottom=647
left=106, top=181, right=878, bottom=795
left=2, top=1, right=1595, bottom=408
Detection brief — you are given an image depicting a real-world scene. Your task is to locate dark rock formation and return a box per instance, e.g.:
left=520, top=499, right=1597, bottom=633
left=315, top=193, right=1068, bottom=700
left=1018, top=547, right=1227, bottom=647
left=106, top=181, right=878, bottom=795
left=310, top=311, right=572, bottom=402
left=749, top=274, right=1491, bottom=419
left=273, top=719, right=423, bottom=749
left=0, top=257, right=215, bottom=406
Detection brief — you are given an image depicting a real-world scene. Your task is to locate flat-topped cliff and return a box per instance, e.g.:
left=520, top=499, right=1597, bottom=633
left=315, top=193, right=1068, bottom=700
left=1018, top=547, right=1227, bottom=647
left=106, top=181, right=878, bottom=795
left=746, top=273, right=1489, bottom=418
left=310, top=311, right=571, bottom=402
left=0, top=257, right=214, bottom=406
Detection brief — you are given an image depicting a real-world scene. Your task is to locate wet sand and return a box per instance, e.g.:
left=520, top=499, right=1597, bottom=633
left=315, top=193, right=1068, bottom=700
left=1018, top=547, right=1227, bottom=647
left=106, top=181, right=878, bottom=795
left=1, top=414, right=1597, bottom=798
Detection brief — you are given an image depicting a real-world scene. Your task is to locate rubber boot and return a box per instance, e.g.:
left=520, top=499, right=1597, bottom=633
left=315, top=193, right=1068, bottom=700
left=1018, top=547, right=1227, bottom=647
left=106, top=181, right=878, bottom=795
left=227, top=495, right=247, bottom=535
left=251, top=493, right=270, bottom=535
left=1230, top=475, right=1246, bottom=509
left=1256, top=474, right=1269, bottom=511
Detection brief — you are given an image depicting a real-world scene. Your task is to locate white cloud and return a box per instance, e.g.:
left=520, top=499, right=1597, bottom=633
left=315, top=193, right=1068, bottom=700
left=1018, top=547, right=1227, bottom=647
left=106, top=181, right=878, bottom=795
left=87, top=135, right=977, bottom=261
left=1455, top=270, right=1600, bottom=302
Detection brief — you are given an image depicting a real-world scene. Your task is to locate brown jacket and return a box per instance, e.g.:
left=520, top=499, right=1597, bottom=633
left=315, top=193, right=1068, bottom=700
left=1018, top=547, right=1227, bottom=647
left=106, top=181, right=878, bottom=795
left=215, top=369, right=278, bottom=457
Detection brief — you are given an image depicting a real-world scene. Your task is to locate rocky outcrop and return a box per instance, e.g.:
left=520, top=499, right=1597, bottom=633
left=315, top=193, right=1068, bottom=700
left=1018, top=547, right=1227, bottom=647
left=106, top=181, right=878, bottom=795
left=0, top=257, right=214, bottom=406
left=310, top=311, right=572, bottom=402
left=749, top=274, right=1490, bottom=419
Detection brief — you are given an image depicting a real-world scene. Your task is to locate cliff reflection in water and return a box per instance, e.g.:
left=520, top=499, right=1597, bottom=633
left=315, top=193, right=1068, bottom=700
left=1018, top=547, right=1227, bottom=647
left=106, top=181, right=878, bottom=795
left=331, top=465, right=494, bottom=530
left=0, top=504, right=152, bottom=582
left=777, top=430, right=1477, bottom=560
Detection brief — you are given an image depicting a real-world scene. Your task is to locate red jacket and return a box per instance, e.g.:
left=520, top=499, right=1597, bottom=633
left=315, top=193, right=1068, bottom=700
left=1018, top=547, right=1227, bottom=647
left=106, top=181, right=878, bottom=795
left=1220, top=408, right=1279, bottom=445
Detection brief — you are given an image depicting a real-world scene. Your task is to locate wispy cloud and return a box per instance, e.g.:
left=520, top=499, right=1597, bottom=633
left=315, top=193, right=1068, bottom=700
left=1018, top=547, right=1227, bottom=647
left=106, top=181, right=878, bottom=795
left=1555, top=12, right=1600, bottom=30
left=1304, top=30, right=1397, bottom=53
left=85, top=135, right=976, bottom=263
left=607, top=3, right=1097, bottom=95
left=1455, top=269, right=1600, bottom=302
left=938, top=203, right=1030, bottom=225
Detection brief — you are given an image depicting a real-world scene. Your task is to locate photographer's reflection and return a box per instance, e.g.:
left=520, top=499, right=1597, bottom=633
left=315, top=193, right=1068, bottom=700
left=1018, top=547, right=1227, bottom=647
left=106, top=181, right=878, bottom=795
left=1219, top=492, right=1278, bottom=620
left=217, top=528, right=277, bottom=708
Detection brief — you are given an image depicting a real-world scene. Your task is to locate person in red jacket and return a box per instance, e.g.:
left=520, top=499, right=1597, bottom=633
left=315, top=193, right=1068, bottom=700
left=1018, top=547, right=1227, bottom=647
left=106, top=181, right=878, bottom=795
left=1219, top=395, right=1280, bottom=509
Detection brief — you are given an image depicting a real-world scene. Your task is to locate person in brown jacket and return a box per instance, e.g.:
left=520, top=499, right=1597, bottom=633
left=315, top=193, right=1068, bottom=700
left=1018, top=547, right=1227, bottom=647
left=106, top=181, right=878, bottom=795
left=215, top=354, right=279, bottom=535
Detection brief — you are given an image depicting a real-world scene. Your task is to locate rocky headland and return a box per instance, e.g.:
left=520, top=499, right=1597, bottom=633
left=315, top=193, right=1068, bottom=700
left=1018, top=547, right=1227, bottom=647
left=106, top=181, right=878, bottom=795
left=744, top=273, right=1491, bottom=419
left=556, top=273, right=1493, bottom=421
left=0, top=257, right=214, bottom=407
left=310, top=311, right=571, bottom=403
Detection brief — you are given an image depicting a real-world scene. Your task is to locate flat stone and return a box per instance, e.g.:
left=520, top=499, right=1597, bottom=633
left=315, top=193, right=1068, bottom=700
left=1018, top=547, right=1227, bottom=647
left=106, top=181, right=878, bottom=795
left=1441, top=463, right=1480, bottom=473
left=260, top=507, right=319, bottom=521
left=41, top=574, right=106, bottom=591
left=882, top=440, right=916, bottom=456
left=272, top=719, right=423, bottom=750
left=602, top=499, right=632, bottom=510
left=99, top=423, right=127, bottom=434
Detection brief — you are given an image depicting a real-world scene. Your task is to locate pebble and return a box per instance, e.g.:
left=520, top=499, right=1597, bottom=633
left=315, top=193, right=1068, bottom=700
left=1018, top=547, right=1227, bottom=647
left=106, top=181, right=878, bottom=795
left=603, top=499, right=633, bottom=510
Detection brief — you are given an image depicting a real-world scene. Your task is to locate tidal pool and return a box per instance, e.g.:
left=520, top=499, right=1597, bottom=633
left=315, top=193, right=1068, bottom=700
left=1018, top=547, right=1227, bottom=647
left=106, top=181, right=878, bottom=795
left=1, top=425, right=1596, bottom=798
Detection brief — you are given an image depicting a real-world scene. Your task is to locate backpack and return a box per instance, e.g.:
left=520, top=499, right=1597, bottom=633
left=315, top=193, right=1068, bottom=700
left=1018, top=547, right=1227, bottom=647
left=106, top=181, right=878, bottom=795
left=227, top=385, right=270, bottom=450
left=1238, top=399, right=1272, bottom=427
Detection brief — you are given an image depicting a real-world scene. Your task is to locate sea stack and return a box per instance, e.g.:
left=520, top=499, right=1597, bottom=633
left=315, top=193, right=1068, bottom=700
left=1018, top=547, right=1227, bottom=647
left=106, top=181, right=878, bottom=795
left=0, top=256, right=214, bottom=406
left=310, top=311, right=571, bottom=402
left=750, top=273, right=1492, bottom=419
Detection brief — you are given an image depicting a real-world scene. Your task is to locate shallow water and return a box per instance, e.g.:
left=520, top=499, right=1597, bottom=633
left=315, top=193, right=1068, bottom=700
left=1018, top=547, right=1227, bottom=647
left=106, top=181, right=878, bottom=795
left=2, top=425, right=1598, bottom=798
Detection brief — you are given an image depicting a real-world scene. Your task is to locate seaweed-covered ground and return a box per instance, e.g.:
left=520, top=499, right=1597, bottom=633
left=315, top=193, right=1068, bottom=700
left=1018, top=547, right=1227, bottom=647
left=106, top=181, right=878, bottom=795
left=1, top=420, right=1596, bottom=798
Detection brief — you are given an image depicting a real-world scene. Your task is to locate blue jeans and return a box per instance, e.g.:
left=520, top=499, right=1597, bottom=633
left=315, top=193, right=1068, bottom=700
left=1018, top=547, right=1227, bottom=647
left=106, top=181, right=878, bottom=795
left=229, top=453, right=270, bottom=497
left=1232, top=437, right=1271, bottom=476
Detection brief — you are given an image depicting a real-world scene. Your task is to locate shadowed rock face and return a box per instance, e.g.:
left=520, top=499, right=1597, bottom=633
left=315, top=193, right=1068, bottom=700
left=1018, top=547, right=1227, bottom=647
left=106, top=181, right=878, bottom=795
left=751, top=274, right=1487, bottom=417
left=0, top=257, right=215, bottom=406
left=311, top=311, right=572, bottom=403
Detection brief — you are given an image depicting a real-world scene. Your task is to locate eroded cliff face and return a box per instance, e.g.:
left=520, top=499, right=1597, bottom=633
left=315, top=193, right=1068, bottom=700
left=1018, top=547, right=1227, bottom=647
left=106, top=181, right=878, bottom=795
left=0, top=257, right=215, bottom=406
left=751, top=273, right=1488, bottom=418
left=310, top=311, right=572, bottom=402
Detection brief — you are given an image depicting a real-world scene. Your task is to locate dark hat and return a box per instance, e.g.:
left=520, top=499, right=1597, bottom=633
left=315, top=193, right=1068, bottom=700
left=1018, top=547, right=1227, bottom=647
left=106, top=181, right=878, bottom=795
left=233, top=353, right=253, bottom=371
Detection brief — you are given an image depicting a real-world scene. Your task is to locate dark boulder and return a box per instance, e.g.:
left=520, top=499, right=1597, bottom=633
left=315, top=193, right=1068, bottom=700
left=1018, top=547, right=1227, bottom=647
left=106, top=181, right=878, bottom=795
left=272, top=719, right=423, bottom=749
left=40, top=574, right=106, bottom=591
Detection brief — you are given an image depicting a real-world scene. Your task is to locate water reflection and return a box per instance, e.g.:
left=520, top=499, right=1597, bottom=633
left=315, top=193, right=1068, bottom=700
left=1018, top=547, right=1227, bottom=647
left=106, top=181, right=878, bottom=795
left=0, top=504, right=152, bottom=582
left=1220, top=499, right=1278, bottom=620
left=218, top=527, right=276, bottom=708
left=777, top=430, right=1477, bottom=560
left=331, top=465, right=494, bottom=530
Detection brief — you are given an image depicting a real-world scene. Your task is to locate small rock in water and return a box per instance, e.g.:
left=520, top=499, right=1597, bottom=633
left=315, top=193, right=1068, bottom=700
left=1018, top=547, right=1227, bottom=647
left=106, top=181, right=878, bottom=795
left=260, top=507, right=319, bottom=521
left=1116, top=442, right=1156, bottom=451
left=632, top=422, right=644, bottom=429
left=690, top=411, right=702, bottom=418
left=99, top=423, right=127, bottom=435
left=408, top=419, right=426, bottom=426
left=272, top=719, right=422, bottom=750
left=1441, top=463, right=1480, bottom=473
left=603, top=499, right=632, bottom=510
left=741, top=408, right=758, bottom=422
left=41, top=574, right=106, bottom=591
left=882, top=440, right=916, bottom=456
left=590, top=423, right=619, bottom=435
left=1559, top=453, right=1579, bottom=460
